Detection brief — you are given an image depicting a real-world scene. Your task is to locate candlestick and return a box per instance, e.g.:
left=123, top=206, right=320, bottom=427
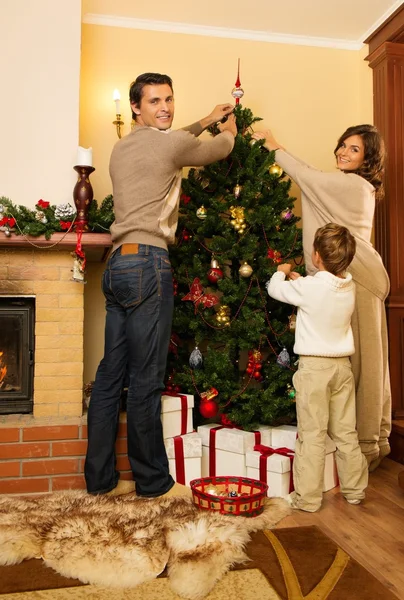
left=73, top=165, right=95, bottom=231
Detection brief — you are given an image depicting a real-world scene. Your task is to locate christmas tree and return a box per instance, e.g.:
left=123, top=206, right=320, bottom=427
left=167, top=101, right=303, bottom=431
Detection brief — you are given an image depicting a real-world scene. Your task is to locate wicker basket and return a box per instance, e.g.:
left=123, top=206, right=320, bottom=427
left=190, top=476, right=268, bottom=517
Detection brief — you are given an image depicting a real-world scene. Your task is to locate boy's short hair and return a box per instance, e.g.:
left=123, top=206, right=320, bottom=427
left=313, top=223, right=356, bottom=276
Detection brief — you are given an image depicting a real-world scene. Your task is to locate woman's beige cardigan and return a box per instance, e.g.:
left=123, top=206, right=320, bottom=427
left=275, top=150, right=391, bottom=462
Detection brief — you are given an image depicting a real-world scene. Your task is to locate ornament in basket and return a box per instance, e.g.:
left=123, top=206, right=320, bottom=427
left=190, top=476, right=268, bottom=517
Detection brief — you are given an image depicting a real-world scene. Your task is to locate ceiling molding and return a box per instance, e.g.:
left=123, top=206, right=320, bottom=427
left=82, top=13, right=364, bottom=50
left=359, top=0, right=403, bottom=42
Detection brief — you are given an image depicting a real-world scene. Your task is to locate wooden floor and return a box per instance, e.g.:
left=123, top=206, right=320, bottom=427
left=275, top=458, right=404, bottom=599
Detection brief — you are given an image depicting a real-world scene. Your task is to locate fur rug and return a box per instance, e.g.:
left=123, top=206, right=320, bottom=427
left=0, top=491, right=289, bottom=600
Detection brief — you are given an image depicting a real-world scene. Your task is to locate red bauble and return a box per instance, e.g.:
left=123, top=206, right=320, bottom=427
left=199, top=398, right=219, bottom=418
left=253, top=370, right=261, bottom=379
left=207, top=267, right=224, bottom=284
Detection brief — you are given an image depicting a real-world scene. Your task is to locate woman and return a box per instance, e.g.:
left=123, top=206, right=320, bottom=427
left=252, top=125, right=391, bottom=471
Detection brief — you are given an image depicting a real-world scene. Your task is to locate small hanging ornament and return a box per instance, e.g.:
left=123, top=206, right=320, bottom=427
left=215, top=304, right=231, bottom=326
left=286, top=384, right=296, bottom=401
left=233, top=184, right=242, bottom=199
left=4, top=228, right=11, bottom=238
left=199, top=387, right=219, bottom=418
left=246, top=350, right=263, bottom=381
left=189, top=346, right=203, bottom=370
left=231, top=58, right=244, bottom=105
left=288, top=313, right=296, bottom=331
left=196, top=205, right=207, bottom=220
left=277, top=347, right=290, bottom=369
left=267, top=248, right=283, bottom=263
left=229, top=206, right=247, bottom=234
left=281, top=208, right=293, bottom=221
left=173, top=278, right=178, bottom=296
left=269, top=164, right=283, bottom=178
left=182, top=229, right=191, bottom=242
left=207, top=257, right=224, bottom=284
left=239, top=262, right=253, bottom=278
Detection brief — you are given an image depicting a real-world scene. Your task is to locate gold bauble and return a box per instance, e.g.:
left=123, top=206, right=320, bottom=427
left=269, top=164, right=283, bottom=177
left=196, top=205, right=207, bottom=220
left=239, top=262, right=253, bottom=278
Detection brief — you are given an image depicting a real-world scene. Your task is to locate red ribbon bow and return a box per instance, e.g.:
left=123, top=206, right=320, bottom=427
left=181, top=278, right=220, bottom=313
left=253, top=444, right=295, bottom=493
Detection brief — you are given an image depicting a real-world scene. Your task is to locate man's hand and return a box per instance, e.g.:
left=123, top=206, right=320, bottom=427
left=277, top=263, right=292, bottom=276
left=199, top=104, right=234, bottom=130
left=218, top=113, right=237, bottom=138
left=252, top=129, right=283, bottom=152
left=209, top=103, right=234, bottom=124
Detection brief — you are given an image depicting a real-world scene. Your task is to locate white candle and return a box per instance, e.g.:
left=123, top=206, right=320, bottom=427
left=113, top=88, right=121, bottom=115
left=77, top=146, right=93, bottom=167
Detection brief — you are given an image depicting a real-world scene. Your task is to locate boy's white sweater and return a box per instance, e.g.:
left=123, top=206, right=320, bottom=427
left=267, top=270, right=355, bottom=357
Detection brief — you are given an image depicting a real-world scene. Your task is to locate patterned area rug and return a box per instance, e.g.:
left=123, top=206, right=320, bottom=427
left=0, top=526, right=395, bottom=599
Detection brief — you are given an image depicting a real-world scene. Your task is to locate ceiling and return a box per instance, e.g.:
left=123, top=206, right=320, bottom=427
left=82, top=0, right=403, bottom=49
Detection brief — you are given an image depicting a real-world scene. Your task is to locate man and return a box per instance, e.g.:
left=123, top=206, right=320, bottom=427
left=85, top=72, right=237, bottom=498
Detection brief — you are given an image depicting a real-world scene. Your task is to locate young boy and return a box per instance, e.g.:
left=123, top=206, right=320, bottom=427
left=267, top=223, right=368, bottom=512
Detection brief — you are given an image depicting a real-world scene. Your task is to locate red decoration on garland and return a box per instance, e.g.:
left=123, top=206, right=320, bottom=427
left=0, top=216, right=16, bottom=228
left=180, top=193, right=191, bottom=205
left=37, top=199, right=50, bottom=209
left=181, top=278, right=220, bottom=312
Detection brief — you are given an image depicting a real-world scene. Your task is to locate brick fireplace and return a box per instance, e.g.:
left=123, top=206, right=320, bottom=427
left=0, top=233, right=132, bottom=495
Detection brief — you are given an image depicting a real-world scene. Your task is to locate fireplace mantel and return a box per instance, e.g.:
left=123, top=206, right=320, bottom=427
left=0, top=232, right=112, bottom=262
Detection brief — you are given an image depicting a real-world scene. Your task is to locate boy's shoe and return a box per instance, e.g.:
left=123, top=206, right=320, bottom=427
left=345, top=497, right=361, bottom=505
left=106, top=479, right=136, bottom=496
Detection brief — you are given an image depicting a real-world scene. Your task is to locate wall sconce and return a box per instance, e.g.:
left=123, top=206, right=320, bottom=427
left=113, top=89, right=124, bottom=139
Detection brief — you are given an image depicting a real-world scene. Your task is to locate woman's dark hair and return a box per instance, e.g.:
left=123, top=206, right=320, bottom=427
left=334, top=124, right=385, bottom=200
left=129, top=73, right=173, bottom=120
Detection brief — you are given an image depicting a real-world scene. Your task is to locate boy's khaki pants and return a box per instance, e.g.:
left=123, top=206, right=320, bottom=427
left=292, top=356, right=368, bottom=512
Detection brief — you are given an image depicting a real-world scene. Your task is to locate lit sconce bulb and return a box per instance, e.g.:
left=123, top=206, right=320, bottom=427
left=113, top=89, right=121, bottom=115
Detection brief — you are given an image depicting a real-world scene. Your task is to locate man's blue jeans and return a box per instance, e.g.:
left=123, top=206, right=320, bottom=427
left=84, top=244, right=175, bottom=496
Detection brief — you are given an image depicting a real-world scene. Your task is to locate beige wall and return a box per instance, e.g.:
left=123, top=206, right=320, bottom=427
left=0, top=0, right=81, bottom=208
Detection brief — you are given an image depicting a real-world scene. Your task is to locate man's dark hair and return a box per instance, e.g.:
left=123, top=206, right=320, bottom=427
left=129, top=73, right=173, bottom=120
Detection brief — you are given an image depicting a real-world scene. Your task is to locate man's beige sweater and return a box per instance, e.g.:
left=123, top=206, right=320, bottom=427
left=275, top=150, right=390, bottom=301
left=109, top=123, right=234, bottom=252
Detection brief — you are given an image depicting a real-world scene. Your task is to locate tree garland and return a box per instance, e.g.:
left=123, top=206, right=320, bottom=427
left=0, top=195, right=115, bottom=239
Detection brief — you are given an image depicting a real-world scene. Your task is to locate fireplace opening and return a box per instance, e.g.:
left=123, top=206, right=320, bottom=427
left=0, top=297, right=35, bottom=414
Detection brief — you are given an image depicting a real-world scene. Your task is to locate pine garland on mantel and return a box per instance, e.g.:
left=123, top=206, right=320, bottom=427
left=0, top=195, right=115, bottom=240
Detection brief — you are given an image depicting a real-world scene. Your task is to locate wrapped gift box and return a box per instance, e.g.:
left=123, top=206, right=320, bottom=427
left=271, top=425, right=336, bottom=454
left=198, top=424, right=258, bottom=478
left=246, top=446, right=338, bottom=497
left=246, top=449, right=292, bottom=497
left=164, top=432, right=202, bottom=486
left=161, top=394, right=194, bottom=439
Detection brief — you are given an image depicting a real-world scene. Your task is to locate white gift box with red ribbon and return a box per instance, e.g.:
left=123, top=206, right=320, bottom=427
left=270, top=425, right=336, bottom=454
left=161, top=394, right=194, bottom=439
left=246, top=445, right=295, bottom=497
left=246, top=444, right=338, bottom=497
left=197, top=424, right=270, bottom=478
left=164, top=432, right=202, bottom=486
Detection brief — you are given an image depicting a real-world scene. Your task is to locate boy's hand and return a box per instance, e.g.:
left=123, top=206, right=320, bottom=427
left=277, top=263, right=291, bottom=276
left=289, top=271, right=301, bottom=280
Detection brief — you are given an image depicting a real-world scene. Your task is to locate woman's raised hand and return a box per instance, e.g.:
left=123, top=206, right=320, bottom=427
left=251, top=129, right=283, bottom=152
